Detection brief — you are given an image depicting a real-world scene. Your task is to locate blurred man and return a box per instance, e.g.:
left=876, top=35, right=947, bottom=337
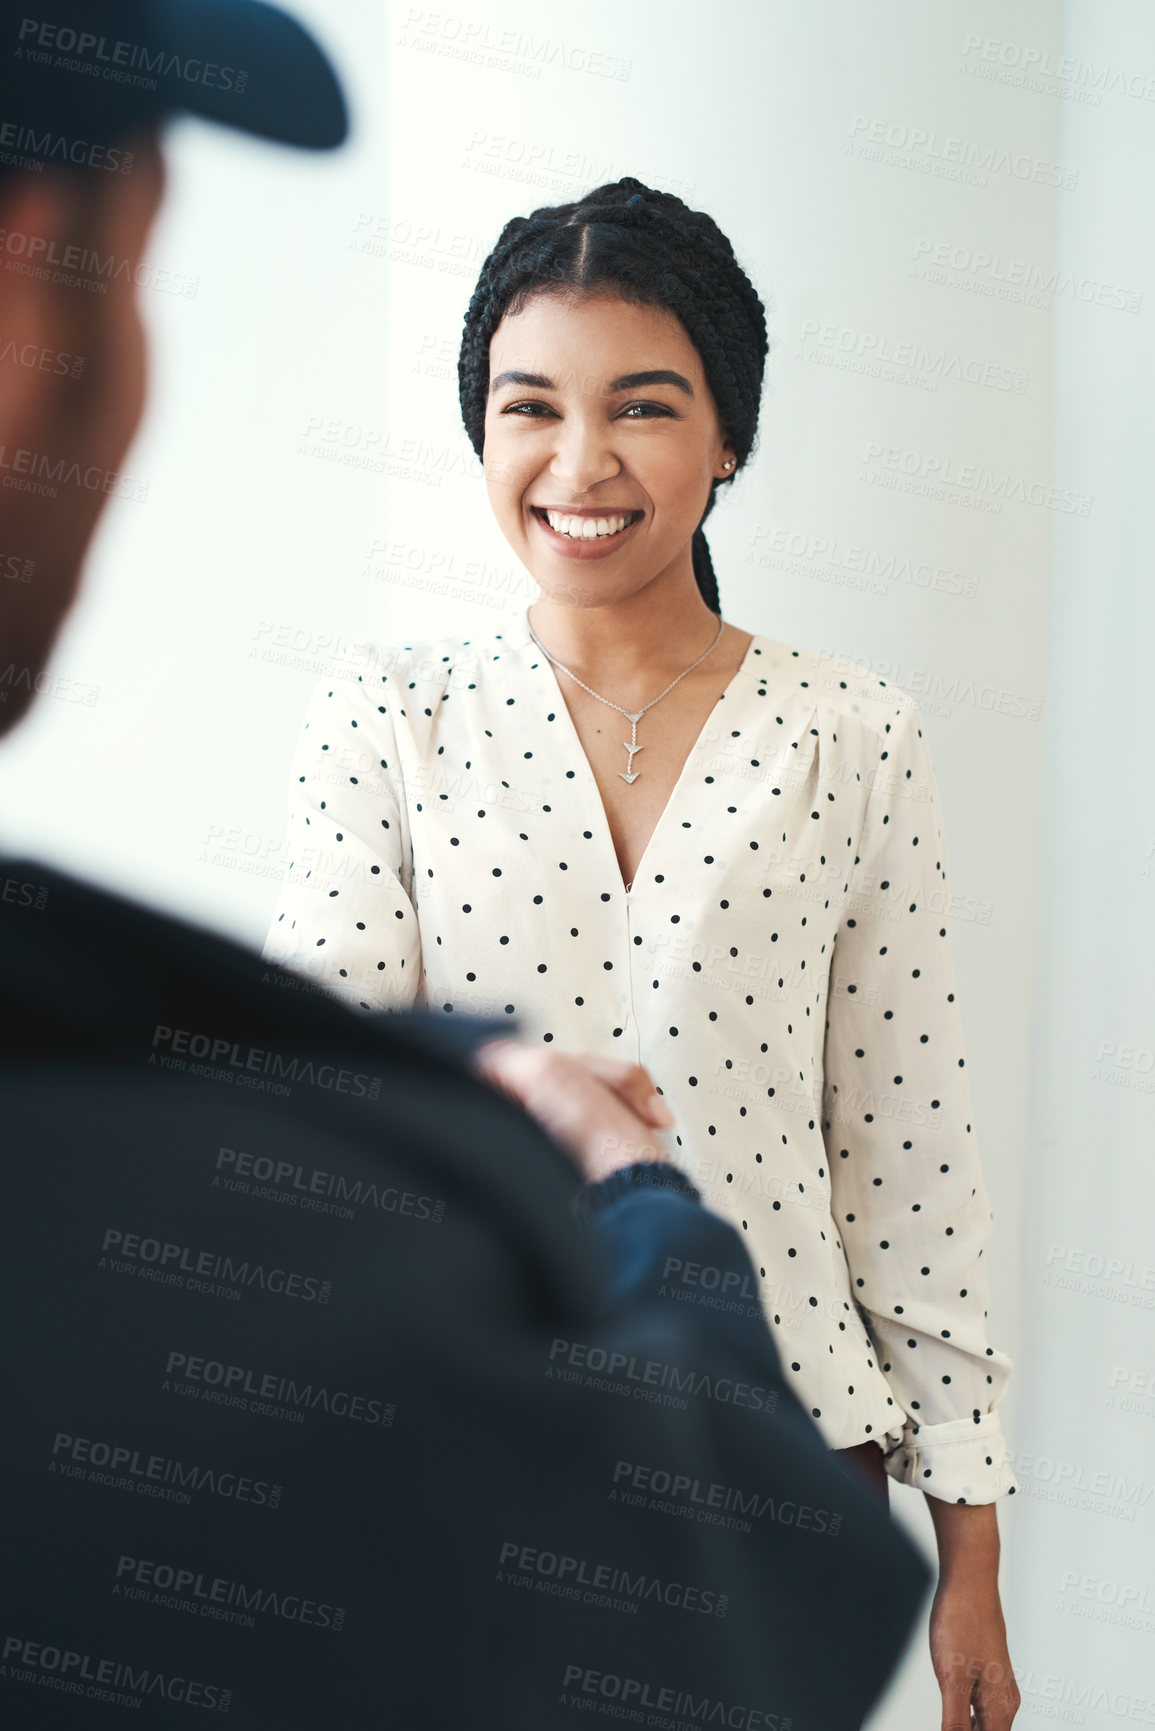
left=0, top=4, right=930, bottom=1726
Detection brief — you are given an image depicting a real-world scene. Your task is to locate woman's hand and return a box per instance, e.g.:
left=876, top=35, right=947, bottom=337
left=468, top=1038, right=675, bottom=1185
left=926, top=1501, right=1020, bottom=1729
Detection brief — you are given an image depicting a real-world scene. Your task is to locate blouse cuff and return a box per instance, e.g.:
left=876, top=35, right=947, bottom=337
left=575, top=1161, right=702, bottom=1221
left=879, top=1410, right=1019, bottom=1505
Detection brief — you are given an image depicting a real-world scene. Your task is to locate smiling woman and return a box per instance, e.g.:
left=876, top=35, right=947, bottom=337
left=263, top=175, right=1021, bottom=1728
left=458, top=177, right=767, bottom=615
left=485, top=293, right=730, bottom=593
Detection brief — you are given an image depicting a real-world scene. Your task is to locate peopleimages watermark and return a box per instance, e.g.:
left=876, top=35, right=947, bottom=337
left=214, top=1145, right=445, bottom=1225
left=1055, top=1569, right=1155, bottom=1632
left=459, top=129, right=692, bottom=202
left=1004, top=1448, right=1154, bottom=1520
left=610, top=1459, right=843, bottom=1539
left=846, top=115, right=1078, bottom=190
left=1, top=547, right=33, bottom=581
left=812, top=642, right=1044, bottom=722
left=0, top=119, right=134, bottom=173
left=149, top=1023, right=383, bottom=1102
left=1090, top=1038, right=1155, bottom=1098
left=0, top=663, right=99, bottom=707
left=546, top=1337, right=779, bottom=1414
left=0, top=222, right=198, bottom=297
left=659, top=1255, right=763, bottom=1320
left=397, top=7, right=632, bottom=82
left=164, top=1349, right=395, bottom=1429
left=248, top=618, right=366, bottom=678
left=1010, top=1666, right=1155, bottom=1724
left=16, top=15, right=249, bottom=94
left=746, top=524, right=979, bottom=599
left=48, top=1429, right=282, bottom=1509
left=114, top=1553, right=346, bottom=1634
left=1, top=1634, right=231, bottom=1713
left=0, top=336, right=84, bottom=377
left=0, top=872, right=48, bottom=909
left=1042, top=1242, right=1155, bottom=1307
left=0, top=441, right=147, bottom=500
left=794, top=319, right=1028, bottom=394
left=958, top=33, right=1155, bottom=106
left=348, top=209, right=486, bottom=273
left=495, top=1539, right=728, bottom=1617
left=298, top=414, right=483, bottom=488
left=362, top=534, right=538, bottom=608
left=559, top=1663, right=792, bottom=1730
left=685, top=1153, right=829, bottom=1211
left=1108, top=1364, right=1155, bottom=1416
left=860, top=442, right=1092, bottom=517
left=99, top=1226, right=333, bottom=1305
left=910, top=237, right=1141, bottom=314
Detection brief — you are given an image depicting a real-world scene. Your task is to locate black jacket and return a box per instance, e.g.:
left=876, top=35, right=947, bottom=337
left=0, top=857, right=930, bottom=1728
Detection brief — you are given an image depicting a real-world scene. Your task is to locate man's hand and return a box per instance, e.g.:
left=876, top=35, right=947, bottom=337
left=469, top=1039, right=675, bottom=1185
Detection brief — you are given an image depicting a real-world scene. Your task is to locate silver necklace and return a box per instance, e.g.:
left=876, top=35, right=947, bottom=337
left=527, top=613, right=726, bottom=785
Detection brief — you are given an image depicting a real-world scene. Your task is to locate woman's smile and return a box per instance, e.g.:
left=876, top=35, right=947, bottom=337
left=529, top=503, right=645, bottom=559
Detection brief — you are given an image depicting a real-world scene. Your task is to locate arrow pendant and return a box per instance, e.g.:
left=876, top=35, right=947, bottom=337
left=620, top=727, right=644, bottom=784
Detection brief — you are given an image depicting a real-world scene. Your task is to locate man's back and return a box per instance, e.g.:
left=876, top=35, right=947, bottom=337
left=1, top=857, right=929, bottom=1728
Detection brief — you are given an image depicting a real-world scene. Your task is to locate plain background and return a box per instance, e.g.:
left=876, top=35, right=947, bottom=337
left=1, top=3, right=1151, bottom=1724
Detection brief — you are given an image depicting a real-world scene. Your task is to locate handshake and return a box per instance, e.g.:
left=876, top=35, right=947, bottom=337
left=470, top=1039, right=676, bottom=1183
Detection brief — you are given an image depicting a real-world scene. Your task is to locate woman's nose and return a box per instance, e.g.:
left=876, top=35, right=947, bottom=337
left=547, top=419, right=622, bottom=494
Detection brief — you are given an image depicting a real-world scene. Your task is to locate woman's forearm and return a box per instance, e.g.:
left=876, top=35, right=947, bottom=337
left=925, top=1495, right=1001, bottom=1583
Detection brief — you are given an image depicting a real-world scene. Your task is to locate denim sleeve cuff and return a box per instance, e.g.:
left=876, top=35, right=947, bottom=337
left=575, top=1161, right=702, bottom=1221
left=879, top=1409, right=1019, bottom=1505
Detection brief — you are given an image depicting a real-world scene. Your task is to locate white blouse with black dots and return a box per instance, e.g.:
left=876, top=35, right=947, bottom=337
left=262, top=610, right=1017, bottom=1505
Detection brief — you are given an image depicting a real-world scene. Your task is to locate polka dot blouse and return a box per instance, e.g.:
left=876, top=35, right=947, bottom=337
left=262, top=612, right=1017, bottom=1505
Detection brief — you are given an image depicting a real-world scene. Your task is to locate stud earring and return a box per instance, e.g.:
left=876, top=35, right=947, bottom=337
left=722, top=459, right=735, bottom=471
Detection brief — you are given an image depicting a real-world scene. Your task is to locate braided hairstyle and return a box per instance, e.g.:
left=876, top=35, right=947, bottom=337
left=457, top=177, right=769, bottom=615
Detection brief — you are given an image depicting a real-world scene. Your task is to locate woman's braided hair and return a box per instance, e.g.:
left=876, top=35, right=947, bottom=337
left=457, top=176, right=769, bottom=615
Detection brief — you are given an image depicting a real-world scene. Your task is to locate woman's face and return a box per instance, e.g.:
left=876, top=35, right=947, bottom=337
left=482, top=290, right=736, bottom=607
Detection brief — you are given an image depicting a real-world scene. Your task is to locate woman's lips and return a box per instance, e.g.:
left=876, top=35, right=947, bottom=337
left=530, top=507, right=642, bottom=559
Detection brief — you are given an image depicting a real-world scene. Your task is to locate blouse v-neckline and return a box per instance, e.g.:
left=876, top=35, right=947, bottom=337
left=515, top=613, right=763, bottom=899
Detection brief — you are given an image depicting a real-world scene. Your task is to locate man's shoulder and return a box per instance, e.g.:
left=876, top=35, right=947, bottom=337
left=0, top=854, right=512, bottom=1072
left=0, top=853, right=589, bottom=1294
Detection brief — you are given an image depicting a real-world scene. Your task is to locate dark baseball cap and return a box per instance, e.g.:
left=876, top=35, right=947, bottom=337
left=0, top=0, right=347, bottom=176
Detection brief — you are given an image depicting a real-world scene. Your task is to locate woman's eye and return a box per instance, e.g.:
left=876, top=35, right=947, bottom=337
left=500, top=400, right=674, bottom=419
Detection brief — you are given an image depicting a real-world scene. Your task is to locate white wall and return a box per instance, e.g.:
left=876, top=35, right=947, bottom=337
left=4, top=1, right=1146, bottom=1721
left=1007, top=1, right=1155, bottom=1722
left=0, top=0, right=391, bottom=937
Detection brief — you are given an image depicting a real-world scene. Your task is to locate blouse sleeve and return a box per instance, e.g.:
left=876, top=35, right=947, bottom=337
left=822, top=691, right=1017, bottom=1505
left=261, top=645, right=423, bottom=1014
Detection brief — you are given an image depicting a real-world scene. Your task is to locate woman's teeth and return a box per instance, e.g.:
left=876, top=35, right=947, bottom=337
left=544, top=510, right=634, bottom=540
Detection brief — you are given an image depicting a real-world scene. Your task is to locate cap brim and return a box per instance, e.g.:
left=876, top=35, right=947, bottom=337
left=150, top=0, right=348, bottom=150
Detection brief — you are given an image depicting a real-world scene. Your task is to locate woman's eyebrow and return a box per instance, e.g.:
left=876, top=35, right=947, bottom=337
left=489, top=368, right=694, bottom=397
